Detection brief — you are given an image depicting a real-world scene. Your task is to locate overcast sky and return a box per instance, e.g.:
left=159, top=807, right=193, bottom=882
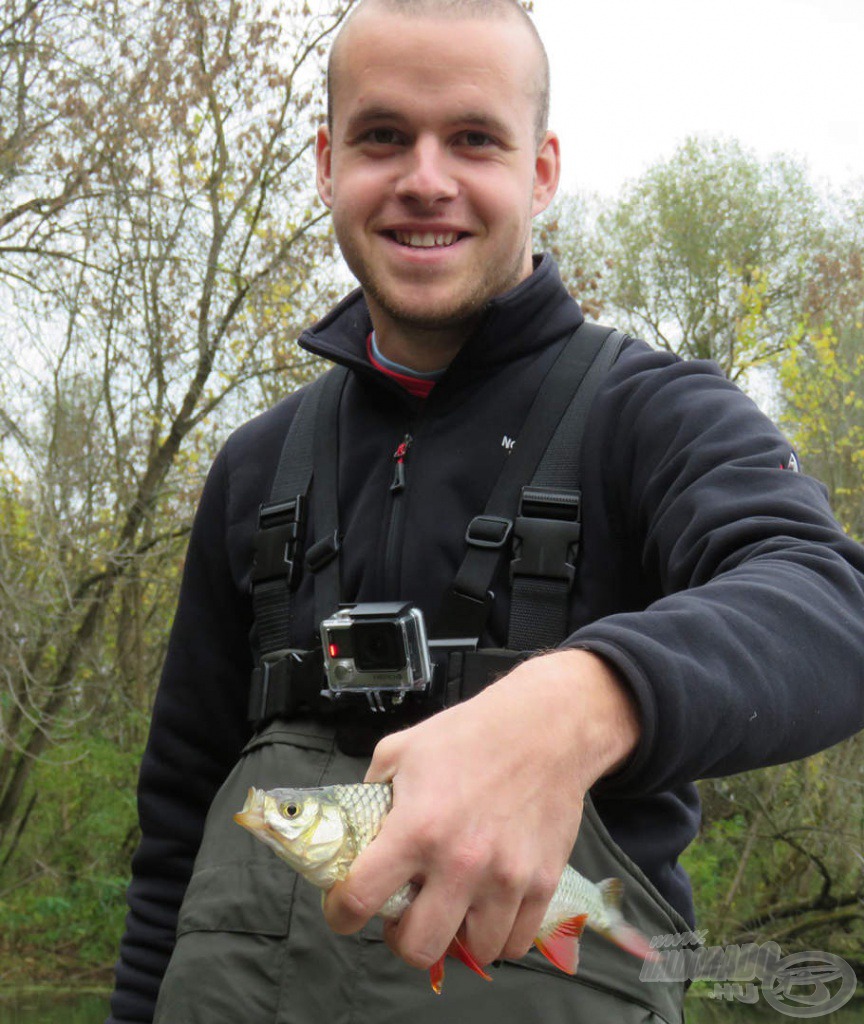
left=532, top=0, right=864, bottom=198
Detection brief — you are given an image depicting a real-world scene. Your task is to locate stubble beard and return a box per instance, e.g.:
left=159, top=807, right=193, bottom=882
left=338, top=229, right=533, bottom=334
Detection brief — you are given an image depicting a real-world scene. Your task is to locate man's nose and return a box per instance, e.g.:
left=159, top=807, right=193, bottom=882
left=395, top=137, right=458, bottom=205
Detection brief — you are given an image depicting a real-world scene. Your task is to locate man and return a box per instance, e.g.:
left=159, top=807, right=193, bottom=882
left=108, top=1, right=864, bottom=1022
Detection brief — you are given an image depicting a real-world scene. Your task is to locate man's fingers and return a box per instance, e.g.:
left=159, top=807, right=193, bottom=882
left=322, top=820, right=416, bottom=934
left=386, top=876, right=472, bottom=970
left=461, top=897, right=521, bottom=966
left=499, top=890, right=555, bottom=961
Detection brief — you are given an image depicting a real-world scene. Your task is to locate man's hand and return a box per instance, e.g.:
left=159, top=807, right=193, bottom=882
left=322, top=648, right=640, bottom=971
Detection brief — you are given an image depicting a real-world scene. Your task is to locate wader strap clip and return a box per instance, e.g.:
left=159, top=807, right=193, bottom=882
left=248, top=647, right=324, bottom=725
left=251, top=495, right=307, bottom=588
left=511, top=486, right=581, bottom=585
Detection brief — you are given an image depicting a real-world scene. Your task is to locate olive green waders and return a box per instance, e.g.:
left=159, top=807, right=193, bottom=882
left=153, top=719, right=689, bottom=1024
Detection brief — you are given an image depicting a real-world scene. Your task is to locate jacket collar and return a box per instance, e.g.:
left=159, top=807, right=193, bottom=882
left=298, top=254, right=584, bottom=386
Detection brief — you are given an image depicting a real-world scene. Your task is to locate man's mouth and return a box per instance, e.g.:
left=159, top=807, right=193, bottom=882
left=389, top=231, right=466, bottom=249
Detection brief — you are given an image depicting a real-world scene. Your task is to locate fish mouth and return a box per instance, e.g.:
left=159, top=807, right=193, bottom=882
left=234, top=786, right=267, bottom=832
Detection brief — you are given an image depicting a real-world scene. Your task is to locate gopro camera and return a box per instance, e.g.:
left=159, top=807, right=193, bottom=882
left=320, top=601, right=433, bottom=707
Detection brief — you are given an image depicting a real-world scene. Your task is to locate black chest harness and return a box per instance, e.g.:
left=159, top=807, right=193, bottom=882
left=247, top=322, right=625, bottom=751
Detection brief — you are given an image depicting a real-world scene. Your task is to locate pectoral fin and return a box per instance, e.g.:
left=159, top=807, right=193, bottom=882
left=428, top=935, right=493, bottom=994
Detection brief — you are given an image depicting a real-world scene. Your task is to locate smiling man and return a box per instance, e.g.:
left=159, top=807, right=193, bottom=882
left=108, top=2, right=864, bottom=1023
left=317, top=0, right=558, bottom=369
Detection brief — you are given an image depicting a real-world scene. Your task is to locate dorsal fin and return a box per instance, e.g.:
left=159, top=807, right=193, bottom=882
left=598, top=877, right=624, bottom=911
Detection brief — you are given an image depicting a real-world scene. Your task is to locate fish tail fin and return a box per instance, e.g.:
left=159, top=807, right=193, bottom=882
left=534, top=913, right=588, bottom=975
left=597, top=878, right=659, bottom=962
left=428, top=935, right=492, bottom=992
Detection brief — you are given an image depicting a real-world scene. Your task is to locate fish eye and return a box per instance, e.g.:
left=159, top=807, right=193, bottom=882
left=280, top=801, right=301, bottom=819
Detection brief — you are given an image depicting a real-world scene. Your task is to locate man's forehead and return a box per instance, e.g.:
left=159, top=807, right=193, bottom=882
left=331, top=10, right=540, bottom=118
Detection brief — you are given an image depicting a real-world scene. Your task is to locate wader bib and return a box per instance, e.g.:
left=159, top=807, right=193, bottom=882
left=154, top=720, right=688, bottom=1023
left=154, top=325, right=691, bottom=1023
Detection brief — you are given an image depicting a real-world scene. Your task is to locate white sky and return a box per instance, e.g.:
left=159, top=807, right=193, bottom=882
left=532, top=0, right=864, bottom=198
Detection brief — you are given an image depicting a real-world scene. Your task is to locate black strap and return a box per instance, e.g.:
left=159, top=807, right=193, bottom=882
left=508, top=325, right=625, bottom=649
left=308, top=367, right=348, bottom=628
left=250, top=367, right=348, bottom=657
left=432, top=322, right=625, bottom=643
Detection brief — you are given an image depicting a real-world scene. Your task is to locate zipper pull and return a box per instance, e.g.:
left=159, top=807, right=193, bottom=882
left=391, top=434, right=413, bottom=492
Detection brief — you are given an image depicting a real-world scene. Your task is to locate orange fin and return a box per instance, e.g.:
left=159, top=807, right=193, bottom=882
left=534, top=913, right=588, bottom=975
left=448, top=935, right=493, bottom=982
left=429, top=956, right=445, bottom=995
left=428, top=935, right=493, bottom=992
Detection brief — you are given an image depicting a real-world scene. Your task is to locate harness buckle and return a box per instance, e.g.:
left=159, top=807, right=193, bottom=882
left=251, top=495, right=307, bottom=588
left=510, top=486, right=582, bottom=585
left=248, top=648, right=323, bottom=724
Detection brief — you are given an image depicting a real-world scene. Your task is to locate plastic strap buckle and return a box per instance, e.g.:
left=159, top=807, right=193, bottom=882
left=251, top=495, right=306, bottom=587
left=510, top=486, right=582, bottom=585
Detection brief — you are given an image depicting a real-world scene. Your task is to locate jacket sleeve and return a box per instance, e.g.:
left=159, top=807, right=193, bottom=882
left=573, top=344, right=864, bottom=796
left=108, top=445, right=254, bottom=1023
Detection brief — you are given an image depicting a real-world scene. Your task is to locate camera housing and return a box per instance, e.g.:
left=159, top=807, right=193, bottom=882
left=320, top=602, right=432, bottom=700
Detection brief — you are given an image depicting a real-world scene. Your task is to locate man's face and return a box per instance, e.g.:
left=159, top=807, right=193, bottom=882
left=316, top=11, right=559, bottom=344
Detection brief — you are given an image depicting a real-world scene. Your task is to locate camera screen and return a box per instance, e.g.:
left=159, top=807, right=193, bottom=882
left=352, top=621, right=407, bottom=672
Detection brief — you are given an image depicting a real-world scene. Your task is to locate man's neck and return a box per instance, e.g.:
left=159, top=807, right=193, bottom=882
left=368, top=311, right=482, bottom=374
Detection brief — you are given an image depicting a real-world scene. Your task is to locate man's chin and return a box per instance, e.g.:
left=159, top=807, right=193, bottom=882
left=365, top=289, right=492, bottom=334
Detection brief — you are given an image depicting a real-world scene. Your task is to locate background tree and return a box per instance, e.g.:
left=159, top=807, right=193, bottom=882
left=0, top=0, right=353, bottom=967
left=778, top=191, right=864, bottom=538
left=544, top=150, right=864, bottom=975
left=598, top=136, right=821, bottom=380
left=534, top=191, right=607, bottom=320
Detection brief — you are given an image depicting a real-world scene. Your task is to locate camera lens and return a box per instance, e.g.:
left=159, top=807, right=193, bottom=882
left=352, top=621, right=405, bottom=671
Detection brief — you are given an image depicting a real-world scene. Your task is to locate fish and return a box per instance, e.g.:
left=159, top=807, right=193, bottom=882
left=234, top=782, right=657, bottom=994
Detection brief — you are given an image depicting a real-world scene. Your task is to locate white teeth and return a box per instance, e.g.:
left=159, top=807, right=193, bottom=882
left=394, top=231, right=458, bottom=248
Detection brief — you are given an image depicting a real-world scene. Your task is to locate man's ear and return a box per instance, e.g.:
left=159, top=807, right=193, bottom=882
left=532, top=131, right=561, bottom=217
left=316, top=125, right=334, bottom=208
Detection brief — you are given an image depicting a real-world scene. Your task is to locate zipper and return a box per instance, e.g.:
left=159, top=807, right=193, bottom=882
left=384, top=430, right=417, bottom=593
left=382, top=392, right=437, bottom=593
left=390, top=433, right=413, bottom=492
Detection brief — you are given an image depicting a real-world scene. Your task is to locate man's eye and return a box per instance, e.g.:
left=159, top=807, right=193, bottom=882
left=460, top=131, right=494, bottom=148
left=363, top=128, right=401, bottom=146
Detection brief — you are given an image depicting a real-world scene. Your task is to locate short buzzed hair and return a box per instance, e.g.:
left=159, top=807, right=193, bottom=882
left=326, top=0, right=551, bottom=147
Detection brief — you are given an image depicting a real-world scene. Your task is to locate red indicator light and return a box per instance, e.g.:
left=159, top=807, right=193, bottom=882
left=328, top=643, right=340, bottom=659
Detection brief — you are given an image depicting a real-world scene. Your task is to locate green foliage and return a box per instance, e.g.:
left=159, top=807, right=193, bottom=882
left=0, top=733, right=141, bottom=980
left=779, top=326, right=864, bottom=537
left=684, top=746, right=864, bottom=960
left=680, top=813, right=748, bottom=913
